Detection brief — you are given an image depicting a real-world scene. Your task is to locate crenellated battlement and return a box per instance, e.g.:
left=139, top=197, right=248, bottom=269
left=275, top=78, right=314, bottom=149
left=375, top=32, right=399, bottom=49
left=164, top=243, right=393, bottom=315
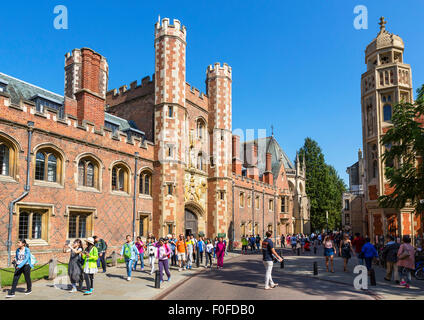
left=0, top=92, right=152, bottom=155
left=206, top=62, right=232, bottom=79
left=65, top=47, right=108, bottom=68
left=154, top=17, right=187, bottom=41
left=106, top=74, right=155, bottom=99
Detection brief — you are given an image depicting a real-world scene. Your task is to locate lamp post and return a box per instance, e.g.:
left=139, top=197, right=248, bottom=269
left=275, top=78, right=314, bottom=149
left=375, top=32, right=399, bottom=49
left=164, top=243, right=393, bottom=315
left=326, top=210, right=329, bottom=233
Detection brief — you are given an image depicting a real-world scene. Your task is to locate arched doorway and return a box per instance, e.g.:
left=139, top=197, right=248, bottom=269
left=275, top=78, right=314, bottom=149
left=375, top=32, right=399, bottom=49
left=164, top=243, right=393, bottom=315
left=185, top=208, right=198, bottom=237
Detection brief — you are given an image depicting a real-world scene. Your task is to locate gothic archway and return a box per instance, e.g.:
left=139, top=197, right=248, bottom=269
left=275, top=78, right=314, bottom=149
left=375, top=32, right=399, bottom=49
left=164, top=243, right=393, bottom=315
left=184, top=208, right=198, bottom=237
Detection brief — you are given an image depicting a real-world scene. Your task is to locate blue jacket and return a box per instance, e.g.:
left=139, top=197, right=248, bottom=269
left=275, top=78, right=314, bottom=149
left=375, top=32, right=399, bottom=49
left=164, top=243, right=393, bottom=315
left=361, top=242, right=378, bottom=258
left=16, top=247, right=33, bottom=269
left=197, top=241, right=205, bottom=252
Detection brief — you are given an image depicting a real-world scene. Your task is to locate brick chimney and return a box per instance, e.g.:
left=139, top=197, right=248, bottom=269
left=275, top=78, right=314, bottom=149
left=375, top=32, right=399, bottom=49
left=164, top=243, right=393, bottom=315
left=232, top=135, right=242, bottom=175
left=263, top=152, right=273, bottom=184
left=247, top=143, right=259, bottom=180
left=64, top=48, right=108, bottom=128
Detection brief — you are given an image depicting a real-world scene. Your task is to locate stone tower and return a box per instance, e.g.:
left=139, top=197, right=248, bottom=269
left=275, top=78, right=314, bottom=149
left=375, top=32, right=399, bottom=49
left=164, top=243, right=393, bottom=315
left=361, top=17, right=414, bottom=240
left=206, top=63, right=233, bottom=237
left=153, top=18, right=187, bottom=237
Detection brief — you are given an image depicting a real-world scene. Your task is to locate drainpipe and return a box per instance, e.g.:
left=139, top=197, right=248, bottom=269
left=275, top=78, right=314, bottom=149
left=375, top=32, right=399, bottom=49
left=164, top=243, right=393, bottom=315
left=132, top=152, right=139, bottom=239
left=7, top=121, right=34, bottom=267
left=232, top=181, right=235, bottom=250
left=262, top=189, right=265, bottom=239
left=252, top=188, right=255, bottom=235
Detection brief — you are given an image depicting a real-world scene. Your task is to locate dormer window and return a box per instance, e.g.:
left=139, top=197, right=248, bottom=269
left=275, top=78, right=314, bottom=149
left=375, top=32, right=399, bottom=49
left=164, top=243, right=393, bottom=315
left=0, top=80, right=7, bottom=93
left=105, top=121, right=119, bottom=136
left=31, top=95, right=64, bottom=118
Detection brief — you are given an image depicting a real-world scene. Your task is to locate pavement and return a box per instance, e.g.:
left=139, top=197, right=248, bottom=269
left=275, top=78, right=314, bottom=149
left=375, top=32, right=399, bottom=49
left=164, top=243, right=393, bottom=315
left=1, top=252, right=239, bottom=300
left=3, top=247, right=423, bottom=300
left=274, top=246, right=424, bottom=300
left=161, top=250, right=373, bottom=300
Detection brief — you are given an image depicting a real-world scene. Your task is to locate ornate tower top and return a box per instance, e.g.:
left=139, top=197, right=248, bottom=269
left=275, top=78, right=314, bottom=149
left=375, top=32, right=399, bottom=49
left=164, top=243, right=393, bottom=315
left=365, top=17, right=404, bottom=63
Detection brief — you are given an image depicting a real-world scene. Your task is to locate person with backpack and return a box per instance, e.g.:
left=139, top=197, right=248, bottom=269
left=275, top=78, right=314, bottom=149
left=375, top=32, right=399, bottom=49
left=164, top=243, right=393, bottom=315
left=133, top=236, right=145, bottom=271
left=169, top=234, right=178, bottom=266
left=262, top=231, right=283, bottom=290
left=197, top=237, right=205, bottom=265
left=382, top=235, right=400, bottom=283
left=6, top=239, right=34, bottom=298
left=93, top=235, right=107, bottom=273
left=156, top=238, right=172, bottom=284
left=256, top=234, right=261, bottom=252
left=147, top=238, right=158, bottom=275
left=361, top=237, right=379, bottom=272
left=81, top=237, right=98, bottom=295
left=119, top=235, right=138, bottom=281
left=340, top=233, right=355, bottom=272
left=397, top=235, right=415, bottom=288
left=64, top=239, right=84, bottom=293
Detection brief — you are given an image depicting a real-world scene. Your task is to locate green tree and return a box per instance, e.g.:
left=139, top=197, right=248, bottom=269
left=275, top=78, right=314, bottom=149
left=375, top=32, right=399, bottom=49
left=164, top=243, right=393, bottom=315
left=299, top=138, right=346, bottom=231
left=379, top=85, right=424, bottom=212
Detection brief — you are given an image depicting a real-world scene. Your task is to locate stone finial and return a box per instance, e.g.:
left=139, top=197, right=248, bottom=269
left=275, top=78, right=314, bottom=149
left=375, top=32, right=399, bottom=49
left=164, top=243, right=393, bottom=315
left=379, top=17, right=387, bottom=33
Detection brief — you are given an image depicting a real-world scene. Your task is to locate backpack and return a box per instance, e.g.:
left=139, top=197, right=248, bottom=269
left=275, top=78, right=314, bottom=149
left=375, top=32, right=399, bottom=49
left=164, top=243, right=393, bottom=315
left=30, top=253, right=37, bottom=266
left=148, top=245, right=156, bottom=256
left=123, top=243, right=132, bottom=259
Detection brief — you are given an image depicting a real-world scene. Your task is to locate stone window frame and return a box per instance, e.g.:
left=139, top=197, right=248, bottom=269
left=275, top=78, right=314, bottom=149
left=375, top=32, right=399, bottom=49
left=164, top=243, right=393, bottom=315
left=139, top=167, right=153, bottom=197
left=195, top=117, right=207, bottom=141
left=110, top=160, right=132, bottom=195
left=65, top=205, right=97, bottom=241
left=75, top=153, right=103, bottom=193
left=255, top=195, right=260, bottom=210
left=137, top=211, right=151, bottom=237
left=33, top=143, right=65, bottom=187
left=239, top=192, right=245, bottom=208
left=0, top=132, right=20, bottom=182
left=15, top=202, right=54, bottom=246
left=268, top=198, right=274, bottom=212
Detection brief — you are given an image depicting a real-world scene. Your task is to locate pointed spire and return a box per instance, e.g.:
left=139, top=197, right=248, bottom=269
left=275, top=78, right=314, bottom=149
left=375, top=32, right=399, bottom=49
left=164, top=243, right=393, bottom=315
left=271, top=125, right=274, bottom=137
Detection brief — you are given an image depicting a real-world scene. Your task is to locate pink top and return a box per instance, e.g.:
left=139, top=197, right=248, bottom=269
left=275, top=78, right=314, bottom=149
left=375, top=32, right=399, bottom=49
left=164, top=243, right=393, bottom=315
left=216, top=242, right=226, bottom=254
left=324, top=240, right=333, bottom=249
left=135, top=241, right=144, bottom=254
left=397, top=243, right=415, bottom=269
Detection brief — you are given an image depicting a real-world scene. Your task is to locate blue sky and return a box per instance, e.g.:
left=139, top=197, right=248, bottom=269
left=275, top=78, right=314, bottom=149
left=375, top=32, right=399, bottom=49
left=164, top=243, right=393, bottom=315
left=1, top=0, right=423, bottom=184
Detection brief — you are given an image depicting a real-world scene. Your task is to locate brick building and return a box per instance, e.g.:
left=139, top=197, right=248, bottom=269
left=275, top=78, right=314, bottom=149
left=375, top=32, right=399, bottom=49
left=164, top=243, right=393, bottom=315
left=0, top=17, right=309, bottom=266
left=361, top=17, right=423, bottom=242
left=342, top=149, right=366, bottom=235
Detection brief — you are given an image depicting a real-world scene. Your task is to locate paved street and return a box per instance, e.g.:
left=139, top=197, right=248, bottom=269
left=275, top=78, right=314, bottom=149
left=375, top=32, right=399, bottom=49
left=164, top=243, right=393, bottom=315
left=1, top=252, right=239, bottom=300
left=160, top=251, right=374, bottom=300
left=3, top=247, right=423, bottom=300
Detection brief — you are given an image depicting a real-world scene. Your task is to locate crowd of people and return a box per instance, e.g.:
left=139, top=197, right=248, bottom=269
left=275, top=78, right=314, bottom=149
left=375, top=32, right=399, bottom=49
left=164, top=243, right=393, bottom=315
left=278, top=231, right=422, bottom=289
left=5, top=233, right=228, bottom=298
left=5, top=229, right=423, bottom=298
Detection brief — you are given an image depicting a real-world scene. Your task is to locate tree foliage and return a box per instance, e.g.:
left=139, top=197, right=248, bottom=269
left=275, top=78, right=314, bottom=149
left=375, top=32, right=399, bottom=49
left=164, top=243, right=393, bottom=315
left=299, top=138, right=346, bottom=231
left=379, top=85, right=424, bottom=212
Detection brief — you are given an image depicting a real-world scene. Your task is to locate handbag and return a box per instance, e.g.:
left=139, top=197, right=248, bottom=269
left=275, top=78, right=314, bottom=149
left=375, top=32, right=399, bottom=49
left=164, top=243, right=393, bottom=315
left=398, top=247, right=410, bottom=260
